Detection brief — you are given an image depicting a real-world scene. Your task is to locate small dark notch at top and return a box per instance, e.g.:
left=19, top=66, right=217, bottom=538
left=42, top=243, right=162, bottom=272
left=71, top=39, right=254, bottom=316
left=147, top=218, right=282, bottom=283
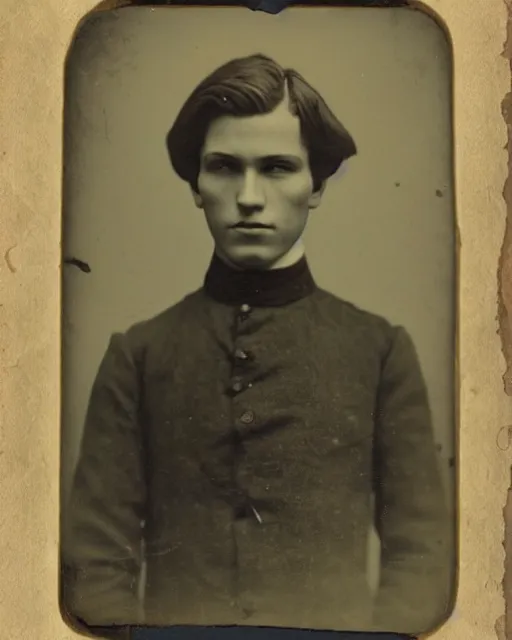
left=246, top=0, right=409, bottom=13
left=246, top=0, right=290, bottom=14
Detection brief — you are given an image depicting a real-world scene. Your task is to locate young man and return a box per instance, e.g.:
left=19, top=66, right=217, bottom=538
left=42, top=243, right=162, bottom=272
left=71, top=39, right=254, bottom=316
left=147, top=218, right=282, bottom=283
left=62, top=53, right=453, bottom=634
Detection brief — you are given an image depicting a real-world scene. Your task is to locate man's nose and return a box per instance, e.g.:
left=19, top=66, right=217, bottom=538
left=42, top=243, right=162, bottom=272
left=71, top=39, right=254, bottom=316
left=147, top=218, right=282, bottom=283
left=237, top=170, right=265, bottom=213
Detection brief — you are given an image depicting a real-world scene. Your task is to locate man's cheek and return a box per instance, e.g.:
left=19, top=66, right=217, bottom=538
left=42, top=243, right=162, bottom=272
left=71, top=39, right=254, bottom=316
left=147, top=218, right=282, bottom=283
left=204, top=192, right=225, bottom=208
left=278, top=182, right=312, bottom=204
left=208, top=185, right=232, bottom=205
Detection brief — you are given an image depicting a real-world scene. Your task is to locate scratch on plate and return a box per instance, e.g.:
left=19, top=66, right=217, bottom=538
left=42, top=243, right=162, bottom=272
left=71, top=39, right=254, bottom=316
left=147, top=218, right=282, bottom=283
left=103, top=108, right=110, bottom=141
left=63, top=257, right=91, bottom=273
left=497, top=426, right=512, bottom=451
left=4, top=245, right=17, bottom=273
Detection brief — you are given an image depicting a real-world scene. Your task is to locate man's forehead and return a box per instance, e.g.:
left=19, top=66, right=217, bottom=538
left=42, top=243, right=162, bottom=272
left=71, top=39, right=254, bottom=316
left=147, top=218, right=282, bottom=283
left=202, top=107, right=305, bottom=157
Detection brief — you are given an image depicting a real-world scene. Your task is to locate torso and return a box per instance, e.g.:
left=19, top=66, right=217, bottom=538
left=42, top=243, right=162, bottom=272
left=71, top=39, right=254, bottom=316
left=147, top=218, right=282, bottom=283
left=129, top=288, right=392, bottom=628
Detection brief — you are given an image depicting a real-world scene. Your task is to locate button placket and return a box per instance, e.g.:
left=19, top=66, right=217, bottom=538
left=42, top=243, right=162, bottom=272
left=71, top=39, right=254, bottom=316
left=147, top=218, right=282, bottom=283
left=231, top=303, right=255, bottom=410
left=230, top=302, right=263, bottom=527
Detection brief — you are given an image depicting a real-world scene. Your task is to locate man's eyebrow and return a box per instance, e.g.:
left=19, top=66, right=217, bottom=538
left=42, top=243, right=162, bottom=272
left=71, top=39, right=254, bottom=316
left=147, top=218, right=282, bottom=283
left=203, top=152, right=303, bottom=163
left=203, top=152, right=240, bottom=161
left=261, top=154, right=304, bottom=164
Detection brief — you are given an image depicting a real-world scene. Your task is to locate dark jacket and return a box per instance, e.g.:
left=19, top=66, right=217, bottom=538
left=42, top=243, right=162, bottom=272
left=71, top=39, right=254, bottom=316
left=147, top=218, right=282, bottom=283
left=61, top=255, right=454, bottom=634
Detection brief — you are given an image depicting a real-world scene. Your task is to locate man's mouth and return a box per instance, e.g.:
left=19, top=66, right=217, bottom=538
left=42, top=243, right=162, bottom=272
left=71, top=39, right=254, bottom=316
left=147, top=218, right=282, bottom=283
left=232, top=222, right=274, bottom=229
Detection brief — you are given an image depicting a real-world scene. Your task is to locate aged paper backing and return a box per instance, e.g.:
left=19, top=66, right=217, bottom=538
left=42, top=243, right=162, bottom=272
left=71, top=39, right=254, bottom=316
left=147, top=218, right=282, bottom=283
left=0, top=0, right=510, bottom=638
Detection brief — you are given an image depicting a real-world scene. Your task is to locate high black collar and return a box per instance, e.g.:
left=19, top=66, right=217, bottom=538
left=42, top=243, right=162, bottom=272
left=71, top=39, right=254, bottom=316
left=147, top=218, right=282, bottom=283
left=203, top=253, right=317, bottom=307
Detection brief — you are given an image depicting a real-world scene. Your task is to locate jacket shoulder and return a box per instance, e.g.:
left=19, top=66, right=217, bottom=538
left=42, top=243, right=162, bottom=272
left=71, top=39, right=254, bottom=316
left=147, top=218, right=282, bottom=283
left=315, top=288, right=394, bottom=333
left=314, top=289, right=417, bottom=365
left=116, top=289, right=204, bottom=355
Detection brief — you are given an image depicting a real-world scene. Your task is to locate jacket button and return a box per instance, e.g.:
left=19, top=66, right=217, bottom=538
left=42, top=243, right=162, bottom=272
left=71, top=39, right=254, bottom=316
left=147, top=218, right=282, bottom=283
left=235, top=348, right=250, bottom=361
left=240, top=410, right=255, bottom=424
left=239, top=303, right=252, bottom=320
left=231, top=378, right=244, bottom=393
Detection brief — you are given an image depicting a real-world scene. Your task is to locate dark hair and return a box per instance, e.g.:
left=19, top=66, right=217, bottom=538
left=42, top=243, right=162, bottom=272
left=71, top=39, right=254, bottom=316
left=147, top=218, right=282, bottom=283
left=166, top=54, right=357, bottom=192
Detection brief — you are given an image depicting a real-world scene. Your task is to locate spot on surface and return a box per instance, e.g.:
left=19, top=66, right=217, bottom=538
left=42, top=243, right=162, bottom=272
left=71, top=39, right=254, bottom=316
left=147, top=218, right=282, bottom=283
left=64, top=257, right=91, bottom=273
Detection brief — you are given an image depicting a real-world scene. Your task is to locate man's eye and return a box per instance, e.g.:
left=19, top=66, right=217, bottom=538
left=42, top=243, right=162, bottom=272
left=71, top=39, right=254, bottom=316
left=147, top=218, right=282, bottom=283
left=263, top=163, right=296, bottom=174
left=207, top=160, right=238, bottom=173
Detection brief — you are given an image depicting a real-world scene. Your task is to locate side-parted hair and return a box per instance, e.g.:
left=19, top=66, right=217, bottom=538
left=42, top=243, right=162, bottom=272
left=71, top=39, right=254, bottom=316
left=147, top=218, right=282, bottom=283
left=166, top=53, right=357, bottom=192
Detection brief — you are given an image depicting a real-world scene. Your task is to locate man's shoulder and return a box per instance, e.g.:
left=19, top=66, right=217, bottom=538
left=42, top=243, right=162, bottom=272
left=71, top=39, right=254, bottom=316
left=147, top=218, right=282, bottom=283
left=314, top=287, right=394, bottom=336
left=122, top=289, right=204, bottom=347
left=312, top=289, right=418, bottom=364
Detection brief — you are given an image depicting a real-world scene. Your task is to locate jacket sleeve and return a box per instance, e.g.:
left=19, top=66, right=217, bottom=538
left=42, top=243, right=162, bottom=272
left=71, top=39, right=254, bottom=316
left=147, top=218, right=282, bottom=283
left=371, top=326, right=454, bottom=634
left=61, top=332, right=146, bottom=628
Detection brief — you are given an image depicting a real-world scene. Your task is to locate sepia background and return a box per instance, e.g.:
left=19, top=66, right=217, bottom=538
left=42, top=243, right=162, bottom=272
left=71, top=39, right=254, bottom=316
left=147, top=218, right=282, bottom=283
left=61, top=5, right=456, bottom=594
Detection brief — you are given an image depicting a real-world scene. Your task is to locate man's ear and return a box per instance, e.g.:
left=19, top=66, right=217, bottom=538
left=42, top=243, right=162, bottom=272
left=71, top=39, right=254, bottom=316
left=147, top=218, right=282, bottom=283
left=191, top=187, right=203, bottom=209
left=308, top=181, right=327, bottom=209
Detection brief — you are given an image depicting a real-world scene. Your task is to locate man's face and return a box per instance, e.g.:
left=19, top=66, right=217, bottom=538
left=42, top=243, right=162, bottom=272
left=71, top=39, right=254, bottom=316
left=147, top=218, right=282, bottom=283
left=193, top=99, right=325, bottom=270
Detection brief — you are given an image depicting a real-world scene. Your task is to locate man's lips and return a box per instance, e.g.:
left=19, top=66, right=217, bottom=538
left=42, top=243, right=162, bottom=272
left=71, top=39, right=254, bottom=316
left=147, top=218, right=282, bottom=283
left=231, top=222, right=275, bottom=229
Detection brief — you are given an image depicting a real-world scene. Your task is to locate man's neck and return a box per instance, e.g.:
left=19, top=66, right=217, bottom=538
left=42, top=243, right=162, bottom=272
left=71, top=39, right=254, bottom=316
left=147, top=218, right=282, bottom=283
left=203, top=251, right=316, bottom=307
left=215, top=242, right=306, bottom=272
